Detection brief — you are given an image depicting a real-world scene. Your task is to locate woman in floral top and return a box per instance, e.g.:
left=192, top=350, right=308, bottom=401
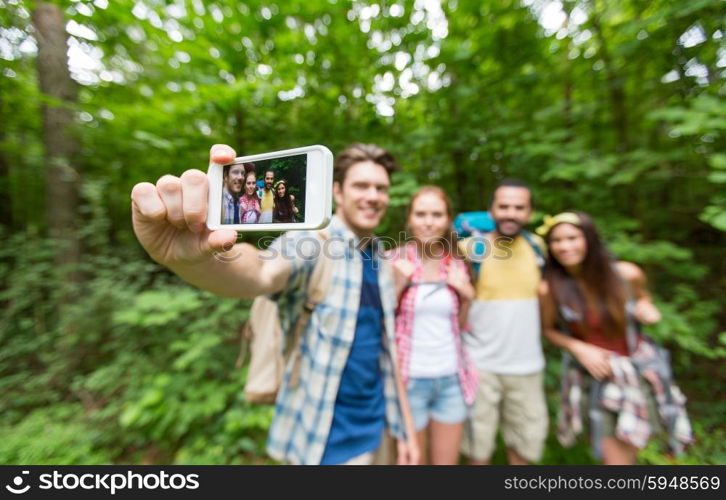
left=239, top=171, right=261, bottom=224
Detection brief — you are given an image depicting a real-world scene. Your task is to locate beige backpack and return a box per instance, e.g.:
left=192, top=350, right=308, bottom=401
left=237, top=232, right=333, bottom=404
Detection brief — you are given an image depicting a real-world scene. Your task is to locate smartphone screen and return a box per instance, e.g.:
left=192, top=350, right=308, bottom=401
left=220, top=153, right=307, bottom=225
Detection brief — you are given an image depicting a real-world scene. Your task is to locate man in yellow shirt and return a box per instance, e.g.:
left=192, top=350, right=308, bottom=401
left=259, top=169, right=275, bottom=223
left=458, top=179, right=548, bottom=465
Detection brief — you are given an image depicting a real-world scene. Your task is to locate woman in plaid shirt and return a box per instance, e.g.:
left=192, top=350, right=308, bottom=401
left=388, top=186, right=477, bottom=465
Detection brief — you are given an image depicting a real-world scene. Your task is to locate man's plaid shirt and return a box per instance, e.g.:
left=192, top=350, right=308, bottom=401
left=263, top=215, right=405, bottom=465
left=222, top=188, right=238, bottom=224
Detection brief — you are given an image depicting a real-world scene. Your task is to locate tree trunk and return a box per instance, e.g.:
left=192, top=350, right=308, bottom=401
left=590, top=1, right=629, bottom=153
left=31, top=3, right=81, bottom=271
left=562, top=4, right=574, bottom=143
left=451, top=146, right=467, bottom=207
left=0, top=89, right=11, bottom=228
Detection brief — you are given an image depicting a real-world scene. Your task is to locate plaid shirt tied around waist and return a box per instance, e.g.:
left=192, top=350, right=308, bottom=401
left=558, top=336, right=693, bottom=458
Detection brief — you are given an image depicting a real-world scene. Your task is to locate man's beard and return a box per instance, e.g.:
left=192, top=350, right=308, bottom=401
left=265, top=182, right=273, bottom=190
left=495, top=218, right=523, bottom=237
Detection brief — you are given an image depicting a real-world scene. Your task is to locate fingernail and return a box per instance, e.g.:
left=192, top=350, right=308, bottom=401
left=213, top=145, right=232, bottom=156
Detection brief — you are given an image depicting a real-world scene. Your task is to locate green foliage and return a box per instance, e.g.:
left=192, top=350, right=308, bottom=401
left=0, top=404, right=113, bottom=465
left=0, top=222, right=268, bottom=464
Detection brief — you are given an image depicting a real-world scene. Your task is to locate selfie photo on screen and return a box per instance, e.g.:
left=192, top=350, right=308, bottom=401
left=221, top=154, right=306, bottom=225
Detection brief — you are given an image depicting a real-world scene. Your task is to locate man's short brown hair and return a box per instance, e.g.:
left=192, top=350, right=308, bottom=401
left=334, top=143, right=399, bottom=185
left=223, top=161, right=256, bottom=178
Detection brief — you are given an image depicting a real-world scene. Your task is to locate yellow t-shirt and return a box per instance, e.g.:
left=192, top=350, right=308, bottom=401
left=473, top=235, right=540, bottom=301
left=260, top=188, right=274, bottom=213
left=458, top=233, right=545, bottom=374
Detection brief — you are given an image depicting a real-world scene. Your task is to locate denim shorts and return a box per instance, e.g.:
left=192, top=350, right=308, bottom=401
left=407, top=374, right=469, bottom=431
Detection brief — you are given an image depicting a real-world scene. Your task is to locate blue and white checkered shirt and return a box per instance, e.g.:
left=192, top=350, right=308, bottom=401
left=222, top=188, right=239, bottom=224
left=263, top=215, right=405, bottom=465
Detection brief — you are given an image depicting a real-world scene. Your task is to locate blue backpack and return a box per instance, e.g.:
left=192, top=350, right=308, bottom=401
left=452, top=211, right=545, bottom=278
left=453, top=211, right=496, bottom=236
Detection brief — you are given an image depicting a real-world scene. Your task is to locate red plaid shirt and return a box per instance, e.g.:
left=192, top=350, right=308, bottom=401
left=387, top=243, right=478, bottom=405
left=558, top=337, right=693, bottom=457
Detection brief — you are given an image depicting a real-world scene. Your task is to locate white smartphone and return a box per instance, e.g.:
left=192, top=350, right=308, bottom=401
left=206, top=145, right=333, bottom=231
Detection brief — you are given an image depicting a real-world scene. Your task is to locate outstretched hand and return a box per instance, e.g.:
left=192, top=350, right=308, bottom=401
left=131, top=144, right=239, bottom=268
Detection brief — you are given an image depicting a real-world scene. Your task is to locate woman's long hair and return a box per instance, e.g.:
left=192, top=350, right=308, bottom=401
left=405, top=185, right=465, bottom=260
left=273, top=180, right=295, bottom=222
left=543, top=211, right=626, bottom=338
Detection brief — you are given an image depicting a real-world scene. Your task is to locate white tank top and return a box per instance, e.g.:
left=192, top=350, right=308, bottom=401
left=409, top=283, right=458, bottom=378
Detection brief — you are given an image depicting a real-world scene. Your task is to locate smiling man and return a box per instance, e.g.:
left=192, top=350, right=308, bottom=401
left=458, top=178, right=549, bottom=466
left=221, top=163, right=246, bottom=224
left=259, top=169, right=275, bottom=223
left=130, top=143, right=418, bottom=465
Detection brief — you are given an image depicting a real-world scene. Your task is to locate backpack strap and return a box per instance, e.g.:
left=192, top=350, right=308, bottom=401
left=460, top=232, right=488, bottom=280
left=464, top=230, right=544, bottom=280
left=521, top=230, right=546, bottom=274
left=286, top=231, right=332, bottom=388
